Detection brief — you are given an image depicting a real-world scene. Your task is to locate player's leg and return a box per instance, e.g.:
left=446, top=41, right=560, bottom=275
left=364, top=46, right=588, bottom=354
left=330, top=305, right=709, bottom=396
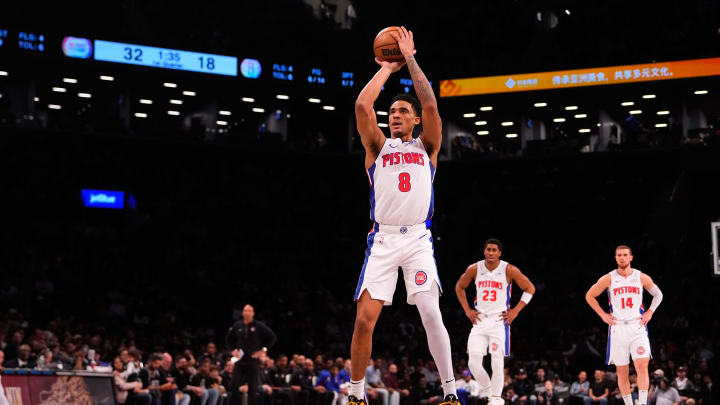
left=467, top=334, right=491, bottom=398
left=630, top=330, right=651, bottom=405
left=616, top=364, right=631, bottom=401
left=487, top=324, right=506, bottom=405
left=412, top=283, right=457, bottom=400
left=349, top=290, right=384, bottom=400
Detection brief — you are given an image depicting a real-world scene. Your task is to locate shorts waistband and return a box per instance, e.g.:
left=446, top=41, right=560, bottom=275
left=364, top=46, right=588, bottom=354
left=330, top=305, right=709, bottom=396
left=373, top=222, right=429, bottom=235
left=615, top=318, right=641, bottom=325
left=477, top=311, right=505, bottom=319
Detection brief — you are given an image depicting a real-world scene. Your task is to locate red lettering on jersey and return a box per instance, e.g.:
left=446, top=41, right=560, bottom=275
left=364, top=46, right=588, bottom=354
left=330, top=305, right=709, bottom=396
left=394, top=152, right=401, bottom=165
left=403, top=153, right=412, bottom=164
left=382, top=154, right=390, bottom=168
left=477, top=280, right=503, bottom=289
left=613, top=286, right=641, bottom=295
left=419, top=154, right=425, bottom=166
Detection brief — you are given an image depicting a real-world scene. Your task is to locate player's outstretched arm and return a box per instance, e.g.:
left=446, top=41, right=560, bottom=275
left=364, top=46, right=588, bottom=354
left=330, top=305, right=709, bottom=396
left=502, top=265, right=536, bottom=324
left=640, top=273, right=662, bottom=325
left=391, top=27, right=442, bottom=163
left=455, top=263, right=480, bottom=324
left=355, top=59, right=405, bottom=167
left=585, top=274, right=615, bottom=325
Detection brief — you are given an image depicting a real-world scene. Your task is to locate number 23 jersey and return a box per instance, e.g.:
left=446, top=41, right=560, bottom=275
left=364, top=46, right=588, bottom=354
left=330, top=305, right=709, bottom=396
left=475, top=260, right=511, bottom=314
left=367, top=137, right=435, bottom=226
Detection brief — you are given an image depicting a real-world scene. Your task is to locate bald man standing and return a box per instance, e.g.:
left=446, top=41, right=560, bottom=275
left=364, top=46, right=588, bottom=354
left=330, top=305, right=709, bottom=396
left=226, top=305, right=277, bottom=405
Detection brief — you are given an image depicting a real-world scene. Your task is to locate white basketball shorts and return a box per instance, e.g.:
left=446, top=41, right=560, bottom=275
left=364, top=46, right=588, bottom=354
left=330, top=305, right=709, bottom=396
left=354, top=222, right=442, bottom=306
left=467, top=314, right=510, bottom=356
left=606, top=320, right=651, bottom=366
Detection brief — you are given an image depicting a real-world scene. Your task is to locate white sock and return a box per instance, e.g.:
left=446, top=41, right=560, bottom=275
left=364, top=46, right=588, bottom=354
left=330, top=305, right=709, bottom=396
left=622, top=394, right=632, bottom=405
left=349, top=379, right=365, bottom=400
left=468, top=353, right=490, bottom=394
left=414, top=284, right=456, bottom=398
left=639, top=390, right=648, bottom=405
left=490, top=354, right=504, bottom=397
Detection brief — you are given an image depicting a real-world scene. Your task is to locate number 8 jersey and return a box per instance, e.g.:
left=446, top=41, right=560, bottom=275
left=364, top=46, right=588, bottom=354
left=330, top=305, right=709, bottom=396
left=368, top=137, right=435, bottom=226
left=607, top=268, right=644, bottom=321
left=475, top=260, right=511, bottom=314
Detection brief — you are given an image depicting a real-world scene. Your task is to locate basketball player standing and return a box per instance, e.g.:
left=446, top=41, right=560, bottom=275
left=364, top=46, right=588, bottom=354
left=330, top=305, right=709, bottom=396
left=346, top=26, right=459, bottom=405
left=585, top=245, right=664, bottom=405
left=455, top=239, right=536, bottom=405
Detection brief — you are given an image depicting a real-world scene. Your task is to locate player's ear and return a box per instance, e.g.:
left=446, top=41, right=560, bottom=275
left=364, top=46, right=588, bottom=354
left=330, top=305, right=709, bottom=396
left=414, top=116, right=421, bottom=125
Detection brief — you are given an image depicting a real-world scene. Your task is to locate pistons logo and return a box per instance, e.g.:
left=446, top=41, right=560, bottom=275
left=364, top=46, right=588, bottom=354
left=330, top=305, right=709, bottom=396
left=491, top=343, right=498, bottom=352
left=637, top=346, right=645, bottom=355
left=415, top=271, right=427, bottom=285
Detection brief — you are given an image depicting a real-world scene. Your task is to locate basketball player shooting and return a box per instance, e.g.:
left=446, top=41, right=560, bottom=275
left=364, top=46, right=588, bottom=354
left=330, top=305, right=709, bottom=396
left=347, top=26, right=459, bottom=405
left=454, top=239, right=536, bottom=405
left=585, top=245, right=664, bottom=405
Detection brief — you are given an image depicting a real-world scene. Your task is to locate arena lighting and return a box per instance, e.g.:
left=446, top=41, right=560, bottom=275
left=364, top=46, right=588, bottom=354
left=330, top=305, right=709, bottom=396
left=475, top=120, right=487, bottom=126
left=63, top=78, right=77, bottom=83
left=78, top=93, right=92, bottom=98
left=597, top=123, right=601, bottom=127
left=377, top=111, right=388, bottom=116
left=323, top=105, right=335, bottom=111
left=694, top=90, right=708, bottom=95
left=276, top=94, right=289, bottom=100
left=170, top=99, right=183, bottom=105
left=553, top=118, right=566, bottom=122
left=139, top=99, right=153, bottom=104
left=308, top=98, right=321, bottom=103
left=657, top=110, right=670, bottom=115
left=182, top=91, right=196, bottom=96
left=241, top=97, right=255, bottom=102
left=134, top=112, right=148, bottom=118
left=48, top=104, right=61, bottom=110
left=167, top=110, right=180, bottom=116
left=655, top=123, right=668, bottom=128
left=480, top=106, right=493, bottom=111
left=565, top=106, right=578, bottom=110
left=565, top=9, right=571, bottom=15
left=574, top=114, right=587, bottom=118
left=219, top=110, right=232, bottom=116
left=378, top=123, right=388, bottom=127
left=629, top=110, right=642, bottom=114
left=501, top=121, right=513, bottom=126
left=506, top=133, right=518, bottom=138
left=642, top=94, right=656, bottom=99
left=34, top=97, right=39, bottom=102
left=533, top=102, right=547, bottom=107
left=0, top=71, right=8, bottom=76
left=217, top=120, right=228, bottom=125
left=163, top=82, right=177, bottom=88
left=621, top=101, right=634, bottom=106
left=252, top=107, right=265, bottom=113
left=99, top=75, right=114, bottom=81
left=463, top=113, right=476, bottom=118
left=52, top=87, right=67, bottom=93
left=579, top=128, right=591, bottom=133
left=477, top=130, right=489, bottom=135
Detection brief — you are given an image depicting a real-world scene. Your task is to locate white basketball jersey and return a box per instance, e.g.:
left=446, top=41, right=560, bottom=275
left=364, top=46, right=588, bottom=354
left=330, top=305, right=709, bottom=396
left=474, top=260, right=511, bottom=314
left=608, top=269, right=644, bottom=321
left=367, top=137, right=435, bottom=226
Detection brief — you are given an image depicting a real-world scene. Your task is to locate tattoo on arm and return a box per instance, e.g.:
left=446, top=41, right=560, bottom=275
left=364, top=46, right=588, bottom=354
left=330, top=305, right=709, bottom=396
left=405, top=56, right=436, bottom=106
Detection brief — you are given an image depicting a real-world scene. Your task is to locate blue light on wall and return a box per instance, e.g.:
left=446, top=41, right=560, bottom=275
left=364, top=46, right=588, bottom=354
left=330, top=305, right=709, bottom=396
left=81, top=189, right=125, bottom=209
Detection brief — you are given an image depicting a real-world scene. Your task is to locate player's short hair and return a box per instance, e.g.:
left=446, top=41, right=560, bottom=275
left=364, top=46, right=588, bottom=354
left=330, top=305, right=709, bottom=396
left=484, top=238, right=503, bottom=252
left=391, top=94, right=422, bottom=117
left=615, top=245, right=632, bottom=254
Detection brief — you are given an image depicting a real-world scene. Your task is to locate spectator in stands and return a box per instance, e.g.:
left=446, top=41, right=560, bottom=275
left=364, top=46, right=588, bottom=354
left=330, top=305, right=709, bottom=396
left=538, top=381, right=559, bottom=405
left=189, top=358, right=220, bottom=405
left=291, top=358, right=317, bottom=405
left=209, top=365, right=227, bottom=398
left=114, top=356, right=152, bottom=405
left=512, top=368, right=536, bottom=405
left=170, top=355, right=192, bottom=405
left=455, top=369, right=479, bottom=405
left=4, top=344, right=36, bottom=368
left=411, top=377, right=442, bottom=405
left=367, top=358, right=390, bottom=405
left=383, top=363, right=410, bottom=405
left=570, top=371, right=591, bottom=405
left=534, top=369, right=547, bottom=387
left=139, top=353, right=175, bottom=405
left=220, top=360, right=234, bottom=397
left=650, top=378, right=681, bottom=405
left=316, top=364, right=342, bottom=405
left=672, top=367, right=696, bottom=405
left=588, top=370, right=609, bottom=405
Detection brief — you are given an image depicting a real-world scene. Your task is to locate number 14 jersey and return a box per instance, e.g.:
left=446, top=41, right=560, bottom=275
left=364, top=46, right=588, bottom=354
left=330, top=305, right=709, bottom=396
left=475, top=260, right=511, bottom=314
left=368, top=137, right=435, bottom=226
left=608, top=268, right=644, bottom=321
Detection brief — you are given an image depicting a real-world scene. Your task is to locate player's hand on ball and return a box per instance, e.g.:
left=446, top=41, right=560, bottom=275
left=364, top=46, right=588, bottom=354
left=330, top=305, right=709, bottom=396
left=375, top=57, right=405, bottom=73
left=389, top=26, right=416, bottom=59
left=640, top=309, right=653, bottom=325
left=601, top=312, right=616, bottom=325
left=465, top=308, right=481, bottom=324
left=502, top=308, right=520, bottom=325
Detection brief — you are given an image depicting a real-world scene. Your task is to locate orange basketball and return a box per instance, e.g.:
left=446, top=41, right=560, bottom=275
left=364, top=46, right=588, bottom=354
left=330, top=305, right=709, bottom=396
left=374, top=26, right=404, bottom=62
